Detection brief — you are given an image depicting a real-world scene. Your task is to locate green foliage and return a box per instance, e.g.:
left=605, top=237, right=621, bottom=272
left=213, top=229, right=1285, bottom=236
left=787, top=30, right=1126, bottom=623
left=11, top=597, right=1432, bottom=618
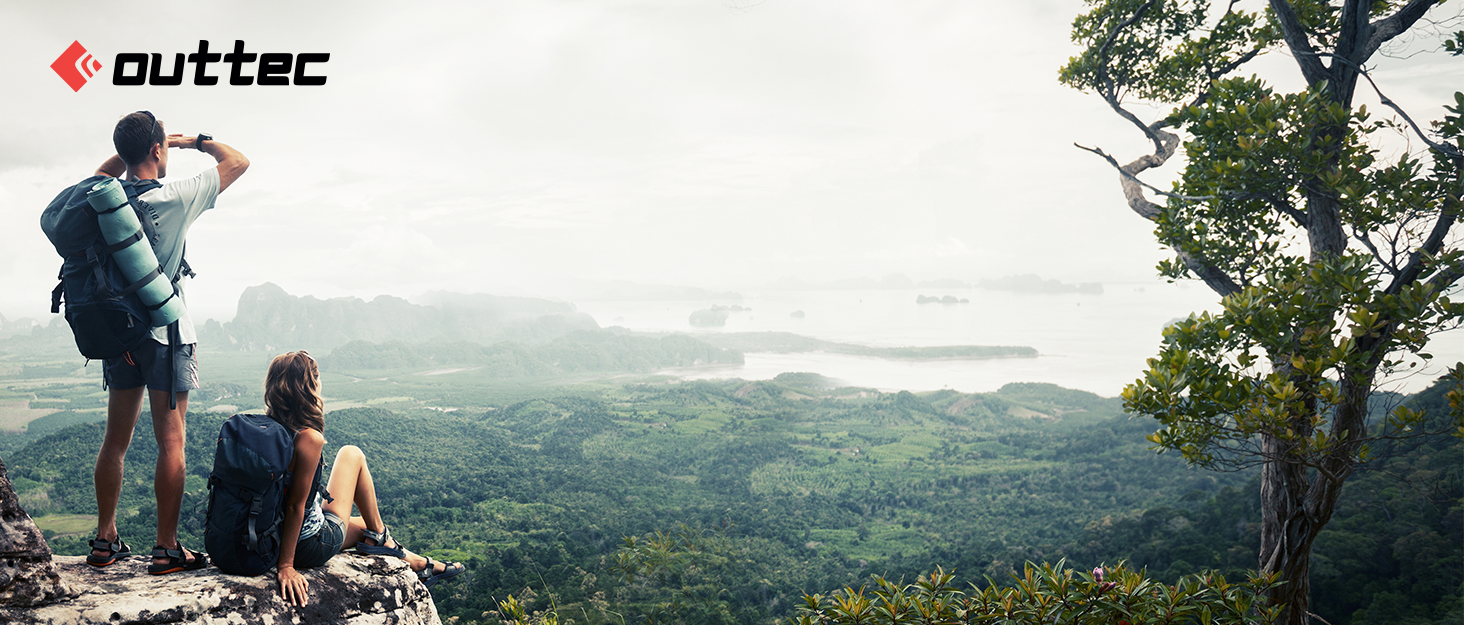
left=1447, top=30, right=1464, bottom=55
left=9, top=368, right=1458, bottom=624
left=492, top=592, right=563, bottom=625
left=1060, top=0, right=1274, bottom=102
left=610, top=523, right=741, bottom=624
left=1124, top=255, right=1464, bottom=469
left=790, top=564, right=1281, bottom=625
left=1157, top=77, right=1464, bottom=290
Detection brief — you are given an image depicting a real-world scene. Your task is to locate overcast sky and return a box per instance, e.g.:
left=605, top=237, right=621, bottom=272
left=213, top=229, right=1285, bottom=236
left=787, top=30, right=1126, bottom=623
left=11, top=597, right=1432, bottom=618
left=1, top=0, right=1459, bottom=324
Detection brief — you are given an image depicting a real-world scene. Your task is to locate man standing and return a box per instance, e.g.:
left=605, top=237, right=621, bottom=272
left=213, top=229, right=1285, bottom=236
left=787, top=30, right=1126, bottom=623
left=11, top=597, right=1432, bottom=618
left=86, top=111, right=248, bottom=574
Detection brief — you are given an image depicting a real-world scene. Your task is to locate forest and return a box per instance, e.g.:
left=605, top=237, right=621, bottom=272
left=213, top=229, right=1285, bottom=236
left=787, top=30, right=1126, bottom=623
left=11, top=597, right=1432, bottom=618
left=3, top=349, right=1457, bottom=624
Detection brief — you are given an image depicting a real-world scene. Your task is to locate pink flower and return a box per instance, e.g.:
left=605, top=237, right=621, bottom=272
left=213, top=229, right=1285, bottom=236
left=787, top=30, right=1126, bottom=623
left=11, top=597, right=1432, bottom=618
left=1092, top=567, right=1104, bottom=582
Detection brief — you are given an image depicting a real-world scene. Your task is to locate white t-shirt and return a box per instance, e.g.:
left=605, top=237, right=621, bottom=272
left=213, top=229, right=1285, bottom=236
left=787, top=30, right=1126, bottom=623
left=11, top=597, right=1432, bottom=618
left=135, top=167, right=220, bottom=345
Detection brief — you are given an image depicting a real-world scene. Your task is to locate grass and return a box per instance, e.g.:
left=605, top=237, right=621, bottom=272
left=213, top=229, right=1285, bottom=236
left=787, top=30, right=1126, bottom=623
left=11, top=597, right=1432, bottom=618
left=0, top=400, right=61, bottom=432
left=32, top=514, right=97, bottom=537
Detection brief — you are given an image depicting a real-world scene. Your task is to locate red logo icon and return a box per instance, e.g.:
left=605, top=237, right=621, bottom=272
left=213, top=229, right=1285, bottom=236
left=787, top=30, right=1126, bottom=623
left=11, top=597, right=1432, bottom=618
left=52, top=41, right=103, bottom=92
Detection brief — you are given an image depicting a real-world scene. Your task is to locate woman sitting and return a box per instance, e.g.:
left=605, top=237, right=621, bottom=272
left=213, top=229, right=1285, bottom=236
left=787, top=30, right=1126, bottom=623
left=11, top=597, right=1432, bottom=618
left=258, top=350, right=465, bottom=606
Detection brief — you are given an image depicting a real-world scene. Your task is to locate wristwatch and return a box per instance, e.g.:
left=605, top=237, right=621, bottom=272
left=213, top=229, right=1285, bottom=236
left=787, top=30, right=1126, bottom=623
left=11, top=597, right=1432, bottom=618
left=196, top=133, right=212, bottom=151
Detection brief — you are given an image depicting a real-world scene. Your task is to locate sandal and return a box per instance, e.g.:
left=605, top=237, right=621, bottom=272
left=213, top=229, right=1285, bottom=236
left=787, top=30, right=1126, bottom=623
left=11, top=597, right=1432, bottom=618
left=146, top=543, right=209, bottom=575
left=416, top=557, right=466, bottom=588
left=356, top=526, right=407, bottom=558
left=86, top=536, right=132, bottom=567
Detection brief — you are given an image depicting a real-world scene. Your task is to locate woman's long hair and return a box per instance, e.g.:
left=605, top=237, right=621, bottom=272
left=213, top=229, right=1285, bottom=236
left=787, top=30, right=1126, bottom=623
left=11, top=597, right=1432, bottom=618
left=265, top=351, right=324, bottom=433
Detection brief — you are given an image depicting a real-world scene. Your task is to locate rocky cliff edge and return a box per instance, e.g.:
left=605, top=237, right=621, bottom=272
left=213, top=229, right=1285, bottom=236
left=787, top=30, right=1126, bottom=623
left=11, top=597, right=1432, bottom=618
left=7, top=554, right=440, bottom=625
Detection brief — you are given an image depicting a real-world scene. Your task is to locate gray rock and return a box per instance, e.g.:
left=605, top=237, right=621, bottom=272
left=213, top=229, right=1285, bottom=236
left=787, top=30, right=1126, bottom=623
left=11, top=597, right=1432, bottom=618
left=7, top=554, right=441, bottom=625
left=0, top=455, right=74, bottom=607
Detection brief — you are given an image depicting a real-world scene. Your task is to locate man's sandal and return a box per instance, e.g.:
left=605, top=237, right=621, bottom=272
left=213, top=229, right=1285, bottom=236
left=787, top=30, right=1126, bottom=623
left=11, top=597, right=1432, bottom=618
left=146, top=543, right=209, bottom=575
left=417, top=557, right=466, bottom=588
left=356, top=526, right=407, bottom=558
left=86, top=536, right=132, bottom=567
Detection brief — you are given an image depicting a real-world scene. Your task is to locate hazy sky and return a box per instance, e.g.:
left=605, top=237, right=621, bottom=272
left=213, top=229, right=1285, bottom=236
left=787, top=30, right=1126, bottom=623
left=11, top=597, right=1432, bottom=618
left=1, top=0, right=1459, bottom=324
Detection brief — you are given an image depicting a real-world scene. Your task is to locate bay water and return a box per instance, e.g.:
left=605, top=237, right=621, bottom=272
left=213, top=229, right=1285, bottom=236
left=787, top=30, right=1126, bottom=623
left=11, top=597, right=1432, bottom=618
left=574, top=282, right=1464, bottom=397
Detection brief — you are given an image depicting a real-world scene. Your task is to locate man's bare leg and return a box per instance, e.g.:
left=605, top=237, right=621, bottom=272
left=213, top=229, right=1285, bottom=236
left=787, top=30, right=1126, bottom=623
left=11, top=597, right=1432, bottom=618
left=93, top=386, right=145, bottom=560
left=148, top=389, right=196, bottom=566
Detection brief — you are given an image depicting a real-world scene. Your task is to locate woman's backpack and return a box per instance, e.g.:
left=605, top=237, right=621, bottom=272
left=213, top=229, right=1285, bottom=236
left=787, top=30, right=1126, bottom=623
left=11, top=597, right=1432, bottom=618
left=204, top=413, right=330, bottom=576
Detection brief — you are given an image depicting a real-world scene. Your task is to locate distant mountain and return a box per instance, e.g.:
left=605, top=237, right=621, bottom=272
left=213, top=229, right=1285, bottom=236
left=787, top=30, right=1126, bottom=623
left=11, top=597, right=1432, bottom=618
left=200, top=283, right=599, bottom=352
left=977, top=274, right=1103, bottom=295
left=0, top=315, right=44, bottom=340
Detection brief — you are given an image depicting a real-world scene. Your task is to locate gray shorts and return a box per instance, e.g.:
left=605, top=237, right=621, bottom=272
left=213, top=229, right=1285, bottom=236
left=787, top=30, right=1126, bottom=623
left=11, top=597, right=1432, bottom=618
left=102, top=339, right=199, bottom=392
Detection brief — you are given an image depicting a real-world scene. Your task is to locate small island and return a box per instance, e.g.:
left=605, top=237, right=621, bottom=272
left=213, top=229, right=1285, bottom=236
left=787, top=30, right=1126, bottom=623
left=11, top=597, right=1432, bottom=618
left=915, top=295, right=970, bottom=304
left=689, top=308, right=731, bottom=327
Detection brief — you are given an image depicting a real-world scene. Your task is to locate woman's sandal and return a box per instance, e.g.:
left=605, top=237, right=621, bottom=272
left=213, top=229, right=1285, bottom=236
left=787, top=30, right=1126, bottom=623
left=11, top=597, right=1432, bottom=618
left=86, top=536, right=132, bottom=567
left=146, top=543, right=209, bottom=575
left=356, top=526, right=407, bottom=558
left=416, top=557, right=466, bottom=588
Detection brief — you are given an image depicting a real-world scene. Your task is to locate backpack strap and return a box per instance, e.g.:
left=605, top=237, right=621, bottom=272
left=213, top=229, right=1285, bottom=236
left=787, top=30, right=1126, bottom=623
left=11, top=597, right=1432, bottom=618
left=128, top=180, right=195, bottom=286
left=50, top=267, right=64, bottom=314
left=165, top=321, right=184, bottom=411
left=246, top=492, right=264, bottom=550
left=178, top=251, right=195, bottom=281
left=83, top=247, right=114, bottom=298
left=314, top=458, right=335, bottom=505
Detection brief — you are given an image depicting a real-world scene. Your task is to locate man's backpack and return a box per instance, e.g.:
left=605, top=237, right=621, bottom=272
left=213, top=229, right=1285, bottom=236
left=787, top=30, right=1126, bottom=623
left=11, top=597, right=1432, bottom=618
left=204, top=413, right=331, bottom=576
left=38, top=175, right=191, bottom=360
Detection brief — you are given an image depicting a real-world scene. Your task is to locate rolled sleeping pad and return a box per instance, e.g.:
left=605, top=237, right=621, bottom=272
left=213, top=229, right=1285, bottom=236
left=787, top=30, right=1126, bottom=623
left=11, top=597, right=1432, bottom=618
left=84, top=177, right=184, bottom=327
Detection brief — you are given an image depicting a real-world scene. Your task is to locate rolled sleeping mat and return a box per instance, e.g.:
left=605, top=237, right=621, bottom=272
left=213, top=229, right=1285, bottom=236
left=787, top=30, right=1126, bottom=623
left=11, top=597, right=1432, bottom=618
left=84, top=177, right=184, bottom=327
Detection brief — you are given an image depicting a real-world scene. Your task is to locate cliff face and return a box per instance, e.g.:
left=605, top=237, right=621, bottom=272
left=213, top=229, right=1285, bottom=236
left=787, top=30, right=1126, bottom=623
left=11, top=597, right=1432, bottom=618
left=0, top=454, right=440, bottom=625
left=12, top=554, right=440, bottom=625
left=0, top=455, right=73, bottom=607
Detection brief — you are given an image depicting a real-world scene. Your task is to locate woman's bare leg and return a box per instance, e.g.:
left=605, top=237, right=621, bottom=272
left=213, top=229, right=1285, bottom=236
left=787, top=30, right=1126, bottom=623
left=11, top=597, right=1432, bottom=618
left=321, top=446, right=447, bottom=574
left=321, top=445, right=384, bottom=534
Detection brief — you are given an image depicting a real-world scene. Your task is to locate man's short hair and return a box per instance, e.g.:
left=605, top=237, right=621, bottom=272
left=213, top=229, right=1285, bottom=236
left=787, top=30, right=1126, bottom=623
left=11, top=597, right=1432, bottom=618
left=113, top=111, right=165, bottom=166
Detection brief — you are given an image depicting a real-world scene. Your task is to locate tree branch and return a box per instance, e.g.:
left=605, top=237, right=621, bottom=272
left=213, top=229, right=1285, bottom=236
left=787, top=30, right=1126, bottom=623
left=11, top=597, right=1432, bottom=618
left=1349, top=64, right=1464, bottom=160
left=1351, top=227, right=1400, bottom=276
left=1074, top=143, right=1218, bottom=208
left=1363, top=0, right=1443, bottom=63
left=1091, top=0, right=1172, bottom=153
left=1336, top=0, right=1370, bottom=64
left=1268, top=0, right=1330, bottom=85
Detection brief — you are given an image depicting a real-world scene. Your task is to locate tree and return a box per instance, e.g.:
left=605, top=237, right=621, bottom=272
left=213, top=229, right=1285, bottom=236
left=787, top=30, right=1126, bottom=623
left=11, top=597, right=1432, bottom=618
left=1060, top=1, right=1464, bottom=623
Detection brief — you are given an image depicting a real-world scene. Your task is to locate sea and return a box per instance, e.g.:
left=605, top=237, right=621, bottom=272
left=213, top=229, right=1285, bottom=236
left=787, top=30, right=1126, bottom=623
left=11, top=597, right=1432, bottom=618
left=574, top=281, right=1464, bottom=398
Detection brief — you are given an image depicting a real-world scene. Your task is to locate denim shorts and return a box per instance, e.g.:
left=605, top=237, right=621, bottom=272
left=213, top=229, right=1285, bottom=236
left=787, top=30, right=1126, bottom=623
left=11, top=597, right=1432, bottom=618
left=293, top=511, right=346, bottom=569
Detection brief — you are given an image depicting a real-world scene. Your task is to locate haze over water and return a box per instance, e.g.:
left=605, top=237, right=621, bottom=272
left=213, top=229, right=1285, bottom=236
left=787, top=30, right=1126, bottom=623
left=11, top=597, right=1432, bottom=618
left=575, top=281, right=1464, bottom=397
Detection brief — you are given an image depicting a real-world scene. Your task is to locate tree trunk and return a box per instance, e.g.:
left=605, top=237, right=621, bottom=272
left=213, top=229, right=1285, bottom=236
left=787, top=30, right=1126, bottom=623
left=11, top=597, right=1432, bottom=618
left=1258, top=440, right=1320, bottom=625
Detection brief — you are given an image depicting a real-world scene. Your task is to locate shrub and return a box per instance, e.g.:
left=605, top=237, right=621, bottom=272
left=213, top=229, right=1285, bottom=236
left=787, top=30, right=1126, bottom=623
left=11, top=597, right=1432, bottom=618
left=789, top=561, right=1281, bottom=624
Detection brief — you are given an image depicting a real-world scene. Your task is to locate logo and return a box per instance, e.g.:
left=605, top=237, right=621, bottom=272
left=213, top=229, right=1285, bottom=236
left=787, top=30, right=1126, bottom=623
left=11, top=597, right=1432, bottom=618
left=51, top=40, right=328, bottom=91
left=51, top=41, right=103, bottom=92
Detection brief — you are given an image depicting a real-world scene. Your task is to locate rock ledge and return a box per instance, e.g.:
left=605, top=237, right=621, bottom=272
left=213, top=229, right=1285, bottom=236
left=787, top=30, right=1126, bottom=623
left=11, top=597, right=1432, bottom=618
left=6, top=554, right=441, bottom=625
